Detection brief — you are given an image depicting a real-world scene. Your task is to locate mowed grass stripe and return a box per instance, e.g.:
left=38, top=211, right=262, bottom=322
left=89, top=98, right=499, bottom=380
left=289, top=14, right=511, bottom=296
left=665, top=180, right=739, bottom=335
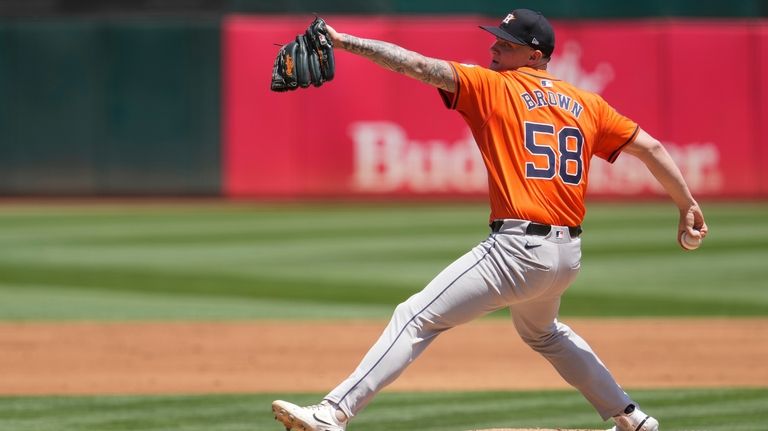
left=0, top=202, right=766, bottom=319
left=1, top=388, right=767, bottom=431
left=0, top=234, right=475, bottom=266
left=0, top=217, right=482, bottom=246
left=7, top=256, right=763, bottom=316
left=0, top=284, right=393, bottom=320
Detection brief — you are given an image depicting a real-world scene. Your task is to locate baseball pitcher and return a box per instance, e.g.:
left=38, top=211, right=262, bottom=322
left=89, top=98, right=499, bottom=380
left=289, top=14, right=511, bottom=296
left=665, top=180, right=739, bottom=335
left=271, top=10, right=708, bottom=431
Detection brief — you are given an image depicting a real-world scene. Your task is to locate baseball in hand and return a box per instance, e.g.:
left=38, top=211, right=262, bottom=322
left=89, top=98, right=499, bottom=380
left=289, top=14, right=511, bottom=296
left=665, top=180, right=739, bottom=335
left=680, top=231, right=702, bottom=250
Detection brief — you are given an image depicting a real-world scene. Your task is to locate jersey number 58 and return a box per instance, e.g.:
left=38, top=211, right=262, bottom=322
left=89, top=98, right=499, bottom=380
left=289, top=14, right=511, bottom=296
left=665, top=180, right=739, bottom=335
left=524, top=121, right=584, bottom=185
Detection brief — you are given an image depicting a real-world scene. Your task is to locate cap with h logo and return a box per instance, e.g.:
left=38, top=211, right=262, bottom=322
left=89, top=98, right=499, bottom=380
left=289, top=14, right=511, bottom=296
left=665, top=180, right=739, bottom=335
left=479, top=9, right=555, bottom=58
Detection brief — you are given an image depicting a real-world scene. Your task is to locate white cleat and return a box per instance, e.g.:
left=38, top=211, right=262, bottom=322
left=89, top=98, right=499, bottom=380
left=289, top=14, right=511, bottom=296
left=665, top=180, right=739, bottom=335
left=272, top=400, right=347, bottom=431
left=606, top=404, right=659, bottom=431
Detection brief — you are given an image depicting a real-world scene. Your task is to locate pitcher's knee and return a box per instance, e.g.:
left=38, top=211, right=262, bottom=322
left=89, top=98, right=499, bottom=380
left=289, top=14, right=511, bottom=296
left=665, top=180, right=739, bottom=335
left=392, top=301, right=454, bottom=335
left=389, top=301, right=413, bottom=327
left=518, top=326, right=568, bottom=351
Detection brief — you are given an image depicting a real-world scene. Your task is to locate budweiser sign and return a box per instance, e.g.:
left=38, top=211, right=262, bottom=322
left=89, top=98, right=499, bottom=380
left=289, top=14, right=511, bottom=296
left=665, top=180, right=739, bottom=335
left=350, top=121, right=486, bottom=193
left=226, top=17, right=764, bottom=198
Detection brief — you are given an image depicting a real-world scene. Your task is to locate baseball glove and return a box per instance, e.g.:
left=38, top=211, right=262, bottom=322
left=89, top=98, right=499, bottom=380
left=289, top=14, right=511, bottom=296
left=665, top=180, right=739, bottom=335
left=271, top=17, right=335, bottom=92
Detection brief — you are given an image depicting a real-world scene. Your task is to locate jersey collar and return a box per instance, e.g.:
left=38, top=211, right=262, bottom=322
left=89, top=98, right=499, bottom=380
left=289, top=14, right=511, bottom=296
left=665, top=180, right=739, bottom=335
left=512, top=66, right=560, bottom=81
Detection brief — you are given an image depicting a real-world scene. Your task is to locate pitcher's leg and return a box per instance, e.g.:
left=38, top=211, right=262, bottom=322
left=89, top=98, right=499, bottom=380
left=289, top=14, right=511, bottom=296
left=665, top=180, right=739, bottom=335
left=510, top=299, right=632, bottom=420
left=326, top=239, right=506, bottom=418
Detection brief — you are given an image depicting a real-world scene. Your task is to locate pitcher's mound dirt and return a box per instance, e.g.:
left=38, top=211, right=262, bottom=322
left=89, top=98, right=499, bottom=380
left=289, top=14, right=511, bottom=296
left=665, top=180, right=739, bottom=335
left=1, top=318, right=767, bottom=395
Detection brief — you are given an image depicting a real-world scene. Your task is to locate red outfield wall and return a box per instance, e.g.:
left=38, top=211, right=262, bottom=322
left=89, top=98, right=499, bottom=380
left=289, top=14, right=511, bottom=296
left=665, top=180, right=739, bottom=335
left=223, top=16, right=768, bottom=198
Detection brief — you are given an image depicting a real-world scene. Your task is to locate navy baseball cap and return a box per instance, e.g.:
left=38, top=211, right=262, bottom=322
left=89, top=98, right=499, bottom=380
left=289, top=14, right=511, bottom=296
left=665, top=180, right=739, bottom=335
left=480, top=9, right=555, bottom=58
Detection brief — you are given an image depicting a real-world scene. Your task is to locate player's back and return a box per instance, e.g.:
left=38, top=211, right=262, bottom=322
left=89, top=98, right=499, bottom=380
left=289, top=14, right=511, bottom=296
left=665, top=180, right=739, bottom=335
left=442, top=63, right=638, bottom=226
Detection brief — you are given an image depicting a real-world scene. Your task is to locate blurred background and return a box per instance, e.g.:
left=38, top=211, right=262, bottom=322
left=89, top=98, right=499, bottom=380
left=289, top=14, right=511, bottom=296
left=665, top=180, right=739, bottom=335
left=0, top=0, right=766, bottom=198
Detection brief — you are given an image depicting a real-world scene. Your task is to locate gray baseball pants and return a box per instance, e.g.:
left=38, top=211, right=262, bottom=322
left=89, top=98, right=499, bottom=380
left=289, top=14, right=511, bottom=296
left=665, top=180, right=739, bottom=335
left=325, top=219, right=633, bottom=421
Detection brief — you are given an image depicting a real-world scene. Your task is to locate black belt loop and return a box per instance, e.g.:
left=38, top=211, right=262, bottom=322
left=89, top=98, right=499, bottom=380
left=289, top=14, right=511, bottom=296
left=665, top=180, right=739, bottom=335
left=490, top=220, right=582, bottom=238
left=489, top=220, right=504, bottom=232
left=570, top=225, right=583, bottom=237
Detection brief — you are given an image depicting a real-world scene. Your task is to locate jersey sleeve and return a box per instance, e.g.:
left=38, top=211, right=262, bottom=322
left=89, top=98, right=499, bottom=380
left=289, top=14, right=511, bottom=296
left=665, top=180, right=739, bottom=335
left=592, top=96, right=640, bottom=163
left=438, top=61, right=500, bottom=124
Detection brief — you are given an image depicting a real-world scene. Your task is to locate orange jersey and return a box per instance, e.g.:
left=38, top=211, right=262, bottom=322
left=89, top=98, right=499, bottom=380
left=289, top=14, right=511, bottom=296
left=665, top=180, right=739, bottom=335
left=440, top=63, right=639, bottom=226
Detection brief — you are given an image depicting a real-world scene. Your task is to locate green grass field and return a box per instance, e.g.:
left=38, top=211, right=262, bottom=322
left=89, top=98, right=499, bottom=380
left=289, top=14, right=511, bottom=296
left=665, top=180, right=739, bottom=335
left=0, top=201, right=766, bottom=320
left=0, top=201, right=766, bottom=431
left=2, top=389, right=768, bottom=431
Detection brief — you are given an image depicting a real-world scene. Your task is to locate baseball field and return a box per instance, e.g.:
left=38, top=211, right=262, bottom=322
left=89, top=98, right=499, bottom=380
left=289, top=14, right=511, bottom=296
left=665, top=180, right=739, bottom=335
left=1, top=201, right=767, bottom=430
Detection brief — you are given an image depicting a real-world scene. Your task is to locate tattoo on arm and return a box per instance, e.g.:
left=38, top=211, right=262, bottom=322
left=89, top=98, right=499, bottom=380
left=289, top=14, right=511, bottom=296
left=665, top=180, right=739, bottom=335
left=338, top=34, right=456, bottom=92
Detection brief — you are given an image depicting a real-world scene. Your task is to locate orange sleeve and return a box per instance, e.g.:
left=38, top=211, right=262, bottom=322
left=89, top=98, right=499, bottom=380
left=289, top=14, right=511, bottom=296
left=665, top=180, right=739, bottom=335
left=592, top=95, right=639, bottom=163
left=438, top=62, right=501, bottom=125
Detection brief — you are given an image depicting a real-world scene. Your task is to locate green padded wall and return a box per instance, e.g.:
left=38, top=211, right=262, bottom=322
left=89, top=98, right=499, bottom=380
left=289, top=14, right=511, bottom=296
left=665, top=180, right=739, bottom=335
left=0, top=19, right=220, bottom=195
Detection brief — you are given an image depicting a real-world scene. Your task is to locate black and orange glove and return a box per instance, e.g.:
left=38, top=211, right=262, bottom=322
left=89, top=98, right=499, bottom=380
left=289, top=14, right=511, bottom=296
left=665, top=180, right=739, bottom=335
left=271, top=17, right=335, bottom=92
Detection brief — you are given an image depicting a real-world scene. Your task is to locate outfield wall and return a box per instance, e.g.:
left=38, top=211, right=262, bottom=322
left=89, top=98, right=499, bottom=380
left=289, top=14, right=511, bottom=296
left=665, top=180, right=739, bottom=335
left=1, top=16, right=766, bottom=198
left=0, top=19, right=221, bottom=195
left=225, top=16, right=768, bottom=199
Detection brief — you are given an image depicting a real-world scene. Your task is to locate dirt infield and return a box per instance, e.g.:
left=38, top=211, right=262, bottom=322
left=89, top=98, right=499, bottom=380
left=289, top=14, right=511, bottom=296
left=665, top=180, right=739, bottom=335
left=1, top=318, right=767, bottom=395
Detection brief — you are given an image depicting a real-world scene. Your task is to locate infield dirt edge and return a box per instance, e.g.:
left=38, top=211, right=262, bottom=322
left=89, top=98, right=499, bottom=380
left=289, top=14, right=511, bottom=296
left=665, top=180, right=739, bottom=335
left=2, top=318, right=767, bottom=395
